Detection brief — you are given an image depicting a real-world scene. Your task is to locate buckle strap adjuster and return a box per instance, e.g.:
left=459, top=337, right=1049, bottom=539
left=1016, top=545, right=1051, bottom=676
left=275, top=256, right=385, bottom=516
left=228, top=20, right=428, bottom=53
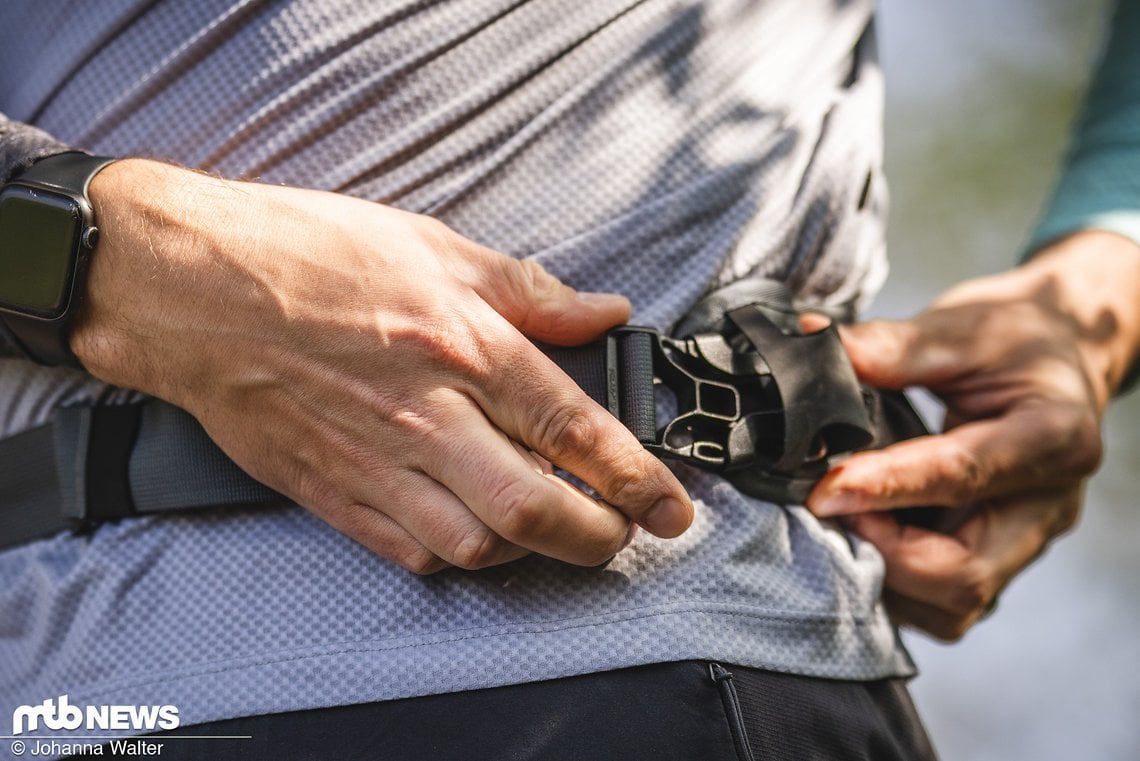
left=606, top=326, right=778, bottom=470
left=605, top=304, right=879, bottom=503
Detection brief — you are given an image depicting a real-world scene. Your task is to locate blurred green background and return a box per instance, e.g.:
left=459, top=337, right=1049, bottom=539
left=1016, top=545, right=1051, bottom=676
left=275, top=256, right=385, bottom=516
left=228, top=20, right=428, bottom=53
left=874, top=1, right=1140, bottom=759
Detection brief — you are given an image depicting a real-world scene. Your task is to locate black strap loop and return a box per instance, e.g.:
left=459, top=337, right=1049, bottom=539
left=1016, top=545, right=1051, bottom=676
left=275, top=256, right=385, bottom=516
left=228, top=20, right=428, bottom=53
left=53, top=404, right=142, bottom=526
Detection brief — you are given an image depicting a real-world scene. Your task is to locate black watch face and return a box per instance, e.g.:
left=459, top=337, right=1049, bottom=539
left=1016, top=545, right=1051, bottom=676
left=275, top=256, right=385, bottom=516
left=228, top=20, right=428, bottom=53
left=0, top=185, right=84, bottom=320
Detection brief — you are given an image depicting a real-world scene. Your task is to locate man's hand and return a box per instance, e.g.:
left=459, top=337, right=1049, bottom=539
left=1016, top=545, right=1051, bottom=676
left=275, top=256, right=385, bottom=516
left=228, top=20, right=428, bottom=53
left=807, top=231, right=1140, bottom=640
left=71, top=159, right=693, bottom=573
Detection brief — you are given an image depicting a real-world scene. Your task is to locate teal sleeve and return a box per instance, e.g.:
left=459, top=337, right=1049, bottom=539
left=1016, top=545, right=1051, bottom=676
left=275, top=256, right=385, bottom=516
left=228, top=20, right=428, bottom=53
left=1026, top=0, right=1140, bottom=254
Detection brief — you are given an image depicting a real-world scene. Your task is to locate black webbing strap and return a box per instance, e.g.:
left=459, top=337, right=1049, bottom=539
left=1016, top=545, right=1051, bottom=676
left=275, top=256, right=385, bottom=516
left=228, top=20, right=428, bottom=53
left=0, top=288, right=933, bottom=550
left=0, top=403, right=293, bottom=548
left=0, top=423, right=65, bottom=545
left=0, top=335, right=661, bottom=549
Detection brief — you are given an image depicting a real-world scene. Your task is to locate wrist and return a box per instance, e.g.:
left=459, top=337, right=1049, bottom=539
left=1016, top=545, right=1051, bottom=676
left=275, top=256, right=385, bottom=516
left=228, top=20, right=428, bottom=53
left=71, top=159, right=252, bottom=401
left=1021, top=230, right=1140, bottom=403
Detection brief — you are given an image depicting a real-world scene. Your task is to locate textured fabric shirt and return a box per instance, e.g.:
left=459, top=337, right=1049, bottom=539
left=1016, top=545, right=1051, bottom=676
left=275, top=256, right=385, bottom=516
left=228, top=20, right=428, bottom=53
left=0, top=0, right=911, bottom=742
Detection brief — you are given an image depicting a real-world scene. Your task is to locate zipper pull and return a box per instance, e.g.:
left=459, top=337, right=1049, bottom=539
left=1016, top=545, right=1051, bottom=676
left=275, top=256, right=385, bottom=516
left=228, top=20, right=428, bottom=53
left=709, top=662, right=733, bottom=682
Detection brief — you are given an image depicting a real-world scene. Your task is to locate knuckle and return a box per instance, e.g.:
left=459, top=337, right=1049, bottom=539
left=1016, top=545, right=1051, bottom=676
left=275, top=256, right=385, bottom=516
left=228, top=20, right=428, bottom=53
left=949, top=565, right=993, bottom=616
left=349, top=514, right=449, bottom=575
left=388, top=406, right=441, bottom=444
left=598, top=450, right=655, bottom=508
left=863, top=467, right=902, bottom=504
left=400, top=318, right=486, bottom=376
left=1023, top=403, right=1102, bottom=480
left=412, top=213, right=458, bottom=251
left=514, top=258, right=562, bottom=300
left=449, top=527, right=509, bottom=570
left=489, top=478, right=550, bottom=540
left=533, top=403, right=599, bottom=464
left=1061, top=413, right=1103, bottom=477
left=510, top=259, right=567, bottom=309
left=386, top=391, right=469, bottom=459
left=352, top=520, right=447, bottom=575
left=1051, top=499, right=1081, bottom=537
left=941, top=442, right=988, bottom=506
left=932, top=619, right=971, bottom=643
left=400, top=547, right=449, bottom=575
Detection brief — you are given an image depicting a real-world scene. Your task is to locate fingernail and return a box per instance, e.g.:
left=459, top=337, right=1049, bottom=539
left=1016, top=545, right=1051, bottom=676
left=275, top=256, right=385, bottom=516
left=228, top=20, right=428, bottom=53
left=811, top=490, right=865, bottom=517
left=641, top=496, right=690, bottom=537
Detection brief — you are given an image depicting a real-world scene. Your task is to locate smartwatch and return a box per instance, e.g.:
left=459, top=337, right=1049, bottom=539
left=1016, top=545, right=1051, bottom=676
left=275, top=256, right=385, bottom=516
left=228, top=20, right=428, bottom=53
left=0, top=152, right=118, bottom=368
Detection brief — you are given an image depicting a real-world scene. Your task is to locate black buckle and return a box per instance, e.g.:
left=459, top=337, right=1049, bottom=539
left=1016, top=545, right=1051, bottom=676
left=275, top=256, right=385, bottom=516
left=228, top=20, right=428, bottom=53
left=606, top=326, right=782, bottom=472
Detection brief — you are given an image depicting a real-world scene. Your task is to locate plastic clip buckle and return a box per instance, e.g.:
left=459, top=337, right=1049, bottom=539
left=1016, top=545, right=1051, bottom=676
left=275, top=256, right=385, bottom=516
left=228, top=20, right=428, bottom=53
left=606, top=326, right=781, bottom=472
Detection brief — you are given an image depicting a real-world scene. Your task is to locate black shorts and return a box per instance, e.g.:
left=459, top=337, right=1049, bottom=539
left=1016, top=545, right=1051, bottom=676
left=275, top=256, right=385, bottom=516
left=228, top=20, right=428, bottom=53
left=85, top=661, right=938, bottom=760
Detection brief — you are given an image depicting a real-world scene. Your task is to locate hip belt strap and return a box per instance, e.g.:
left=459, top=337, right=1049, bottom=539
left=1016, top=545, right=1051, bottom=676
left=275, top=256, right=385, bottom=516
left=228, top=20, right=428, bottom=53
left=0, top=281, right=931, bottom=549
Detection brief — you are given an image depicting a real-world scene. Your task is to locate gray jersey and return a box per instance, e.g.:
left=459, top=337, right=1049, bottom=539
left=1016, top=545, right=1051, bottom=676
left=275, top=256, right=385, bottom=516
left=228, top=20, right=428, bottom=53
left=0, top=0, right=909, bottom=735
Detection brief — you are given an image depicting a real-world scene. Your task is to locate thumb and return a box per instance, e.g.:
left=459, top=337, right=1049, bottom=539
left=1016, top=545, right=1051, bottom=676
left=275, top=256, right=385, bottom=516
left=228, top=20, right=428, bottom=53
left=840, top=317, right=961, bottom=390
left=478, top=256, right=630, bottom=346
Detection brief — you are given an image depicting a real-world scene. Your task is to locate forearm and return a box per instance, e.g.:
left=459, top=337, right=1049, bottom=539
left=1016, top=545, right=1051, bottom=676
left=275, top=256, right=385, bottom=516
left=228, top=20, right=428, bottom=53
left=1019, top=232, right=1140, bottom=403
left=1027, top=0, right=1140, bottom=253
left=1021, top=1, right=1140, bottom=395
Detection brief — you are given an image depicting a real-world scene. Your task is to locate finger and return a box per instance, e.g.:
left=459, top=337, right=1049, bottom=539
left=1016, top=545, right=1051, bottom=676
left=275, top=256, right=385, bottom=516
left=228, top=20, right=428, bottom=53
left=838, top=319, right=967, bottom=390
left=313, top=498, right=451, bottom=575
left=367, top=466, right=533, bottom=571
left=468, top=326, right=694, bottom=539
left=798, top=311, right=832, bottom=334
left=452, top=238, right=631, bottom=345
left=808, top=403, right=1094, bottom=515
left=881, top=588, right=980, bottom=642
left=419, top=397, right=641, bottom=565
left=849, top=492, right=1065, bottom=627
left=847, top=512, right=995, bottom=618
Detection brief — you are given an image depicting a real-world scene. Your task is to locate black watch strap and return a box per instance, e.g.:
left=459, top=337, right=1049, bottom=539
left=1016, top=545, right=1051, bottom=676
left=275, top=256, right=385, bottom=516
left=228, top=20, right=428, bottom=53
left=2, top=151, right=118, bottom=368
left=16, top=151, right=118, bottom=194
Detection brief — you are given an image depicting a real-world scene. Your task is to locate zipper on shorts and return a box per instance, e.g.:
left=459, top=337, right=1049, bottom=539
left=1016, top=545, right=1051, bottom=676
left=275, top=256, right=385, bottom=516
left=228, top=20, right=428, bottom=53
left=709, top=662, right=757, bottom=761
